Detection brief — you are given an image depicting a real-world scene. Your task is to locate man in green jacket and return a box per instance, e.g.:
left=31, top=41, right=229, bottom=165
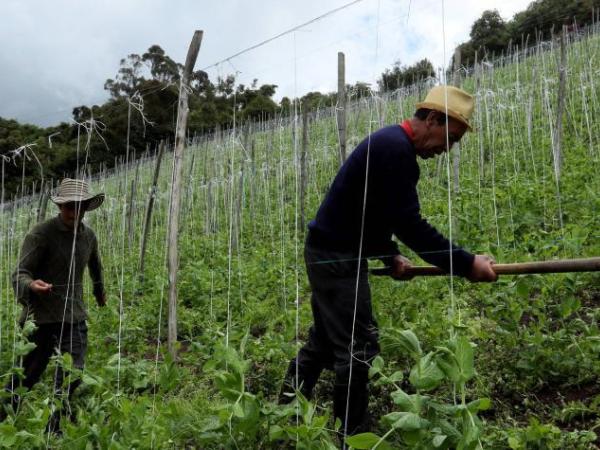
left=1, top=178, right=107, bottom=433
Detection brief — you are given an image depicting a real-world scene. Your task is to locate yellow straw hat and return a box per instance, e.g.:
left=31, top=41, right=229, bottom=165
left=415, top=85, right=475, bottom=131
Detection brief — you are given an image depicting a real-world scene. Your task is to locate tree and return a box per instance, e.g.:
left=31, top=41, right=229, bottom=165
left=470, top=10, right=510, bottom=57
left=142, top=45, right=181, bottom=83
left=377, top=59, right=435, bottom=92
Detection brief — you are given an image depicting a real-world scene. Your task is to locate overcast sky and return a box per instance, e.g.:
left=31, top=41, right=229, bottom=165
left=1, top=0, right=532, bottom=127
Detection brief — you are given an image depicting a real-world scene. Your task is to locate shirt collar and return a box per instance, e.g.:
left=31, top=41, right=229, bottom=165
left=55, top=215, right=85, bottom=234
left=399, top=120, right=415, bottom=143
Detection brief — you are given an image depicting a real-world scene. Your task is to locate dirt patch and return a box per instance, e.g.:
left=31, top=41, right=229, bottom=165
left=533, top=381, right=600, bottom=406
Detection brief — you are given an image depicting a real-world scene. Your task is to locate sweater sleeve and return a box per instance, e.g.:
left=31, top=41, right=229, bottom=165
left=394, top=201, right=474, bottom=277
left=379, top=139, right=474, bottom=277
left=12, top=232, right=45, bottom=307
left=88, top=233, right=105, bottom=298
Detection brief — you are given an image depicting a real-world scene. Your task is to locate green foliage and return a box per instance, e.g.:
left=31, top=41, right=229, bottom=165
left=378, top=59, right=435, bottom=92
left=456, top=0, right=599, bottom=66
left=364, top=331, right=490, bottom=449
left=1, top=16, right=600, bottom=448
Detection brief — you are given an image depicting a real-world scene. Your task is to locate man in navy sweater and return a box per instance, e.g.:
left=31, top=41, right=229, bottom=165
left=280, top=85, right=498, bottom=437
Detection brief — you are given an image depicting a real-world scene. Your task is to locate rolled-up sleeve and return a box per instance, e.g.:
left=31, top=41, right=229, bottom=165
left=12, top=233, right=45, bottom=307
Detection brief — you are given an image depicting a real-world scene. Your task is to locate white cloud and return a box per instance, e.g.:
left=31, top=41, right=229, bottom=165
left=0, top=0, right=531, bottom=127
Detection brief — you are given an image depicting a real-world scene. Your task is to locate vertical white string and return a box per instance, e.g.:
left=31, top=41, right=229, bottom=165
left=344, top=0, right=381, bottom=442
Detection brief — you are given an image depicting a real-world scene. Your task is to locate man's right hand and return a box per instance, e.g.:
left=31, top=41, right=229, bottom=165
left=29, top=279, right=53, bottom=295
left=391, top=255, right=414, bottom=280
left=468, top=255, right=498, bottom=282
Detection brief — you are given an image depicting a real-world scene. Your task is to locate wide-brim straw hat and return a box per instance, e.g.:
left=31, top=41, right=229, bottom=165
left=51, top=178, right=105, bottom=211
left=416, top=85, right=474, bottom=131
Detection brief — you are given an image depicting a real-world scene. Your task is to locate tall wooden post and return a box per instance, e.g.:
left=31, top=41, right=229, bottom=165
left=452, top=47, right=462, bottom=194
left=337, top=52, right=347, bottom=166
left=167, top=30, right=203, bottom=359
left=554, top=27, right=567, bottom=182
left=300, top=107, right=309, bottom=233
left=139, top=142, right=165, bottom=282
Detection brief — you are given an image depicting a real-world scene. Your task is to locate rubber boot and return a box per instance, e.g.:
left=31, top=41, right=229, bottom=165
left=45, top=409, right=62, bottom=436
left=278, top=358, right=322, bottom=404
left=333, top=381, right=370, bottom=438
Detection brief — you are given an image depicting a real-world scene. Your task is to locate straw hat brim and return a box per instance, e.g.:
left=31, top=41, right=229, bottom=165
left=51, top=193, right=105, bottom=211
left=415, top=100, right=473, bottom=131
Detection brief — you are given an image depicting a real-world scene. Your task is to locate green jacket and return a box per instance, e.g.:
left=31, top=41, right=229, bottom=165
left=12, top=215, right=105, bottom=325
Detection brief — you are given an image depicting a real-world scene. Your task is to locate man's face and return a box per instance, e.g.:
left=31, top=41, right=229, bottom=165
left=59, top=202, right=87, bottom=228
left=416, top=112, right=467, bottom=159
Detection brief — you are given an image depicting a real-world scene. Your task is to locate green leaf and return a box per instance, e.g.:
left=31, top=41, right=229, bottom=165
left=388, top=412, right=430, bottom=431
left=515, top=278, right=531, bottom=299
left=232, top=402, right=244, bottom=418
left=14, top=341, right=36, bottom=357
left=0, top=423, right=18, bottom=447
left=508, top=436, right=521, bottom=449
left=82, top=373, right=101, bottom=387
left=467, top=397, right=491, bottom=412
left=388, top=370, right=404, bottom=383
left=454, top=336, right=475, bottom=382
left=269, top=425, right=284, bottom=441
left=432, top=435, right=447, bottom=447
left=345, top=432, right=393, bottom=449
left=409, top=352, right=445, bottom=391
left=390, top=388, right=413, bottom=411
left=369, top=356, right=384, bottom=378
left=396, top=330, right=422, bottom=358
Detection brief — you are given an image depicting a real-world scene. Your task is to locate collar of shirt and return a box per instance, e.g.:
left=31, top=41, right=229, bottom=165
left=54, top=215, right=85, bottom=234
left=399, top=120, right=415, bottom=143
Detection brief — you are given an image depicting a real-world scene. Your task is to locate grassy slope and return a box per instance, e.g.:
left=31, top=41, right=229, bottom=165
left=1, top=30, right=599, bottom=449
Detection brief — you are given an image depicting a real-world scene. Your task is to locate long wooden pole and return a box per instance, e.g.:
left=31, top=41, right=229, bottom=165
left=371, top=257, right=600, bottom=277
left=337, top=51, right=347, bottom=166
left=139, top=142, right=165, bottom=282
left=167, top=30, right=203, bottom=359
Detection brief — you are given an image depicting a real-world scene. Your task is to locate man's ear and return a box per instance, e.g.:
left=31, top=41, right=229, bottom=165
left=425, top=110, right=437, bottom=127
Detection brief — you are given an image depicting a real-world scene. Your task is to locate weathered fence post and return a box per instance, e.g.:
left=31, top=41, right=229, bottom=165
left=553, top=26, right=567, bottom=183
left=452, top=47, right=462, bottom=194
left=37, top=181, right=49, bottom=223
left=167, top=30, right=203, bottom=359
left=337, top=52, right=347, bottom=166
left=139, top=142, right=165, bottom=281
left=300, top=106, right=309, bottom=233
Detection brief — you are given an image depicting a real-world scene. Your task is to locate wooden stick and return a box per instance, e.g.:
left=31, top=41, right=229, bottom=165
left=371, top=257, right=600, bottom=277
left=167, top=30, right=203, bottom=360
left=139, top=142, right=165, bottom=282
left=337, top=51, right=347, bottom=166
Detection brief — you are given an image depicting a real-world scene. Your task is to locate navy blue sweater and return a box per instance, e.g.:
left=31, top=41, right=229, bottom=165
left=307, top=125, right=474, bottom=276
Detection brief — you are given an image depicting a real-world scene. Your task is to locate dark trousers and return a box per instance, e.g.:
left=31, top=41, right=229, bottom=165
left=2, top=321, right=88, bottom=428
left=282, top=243, right=380, bottom=436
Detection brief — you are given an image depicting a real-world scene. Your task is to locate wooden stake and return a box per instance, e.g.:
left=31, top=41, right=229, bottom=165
left=337, top=52, right=347, bottom=166
left=452, top=47, right=462, bottom=195
left=300, top=106, right=309, bottom=233
left=167, top=30, right=203, bottom=359
left=139, top=142, right=165, bottom=281
left=553, top=27, right=567, bottom=182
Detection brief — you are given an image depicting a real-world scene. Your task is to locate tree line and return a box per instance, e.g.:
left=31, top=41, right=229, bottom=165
left=0, top=42, right=434, bottom=198
left=456, top=0, right=600, bottom=66
left=0, top=0, right=594, bottom=197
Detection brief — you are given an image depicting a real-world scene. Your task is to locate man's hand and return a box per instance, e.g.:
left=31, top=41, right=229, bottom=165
left=29, top=279, right=53, bottom=295
left=391, top=255, right=414, bottom=280
left=95, top=292, right=107, bottom=307
left=468, top=255, right=498, bottom=282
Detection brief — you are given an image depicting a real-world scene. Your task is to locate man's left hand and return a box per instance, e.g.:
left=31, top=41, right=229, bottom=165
left=391, top=255, right=414, bottom=280
left=468, top=255, right=498, bottom=282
